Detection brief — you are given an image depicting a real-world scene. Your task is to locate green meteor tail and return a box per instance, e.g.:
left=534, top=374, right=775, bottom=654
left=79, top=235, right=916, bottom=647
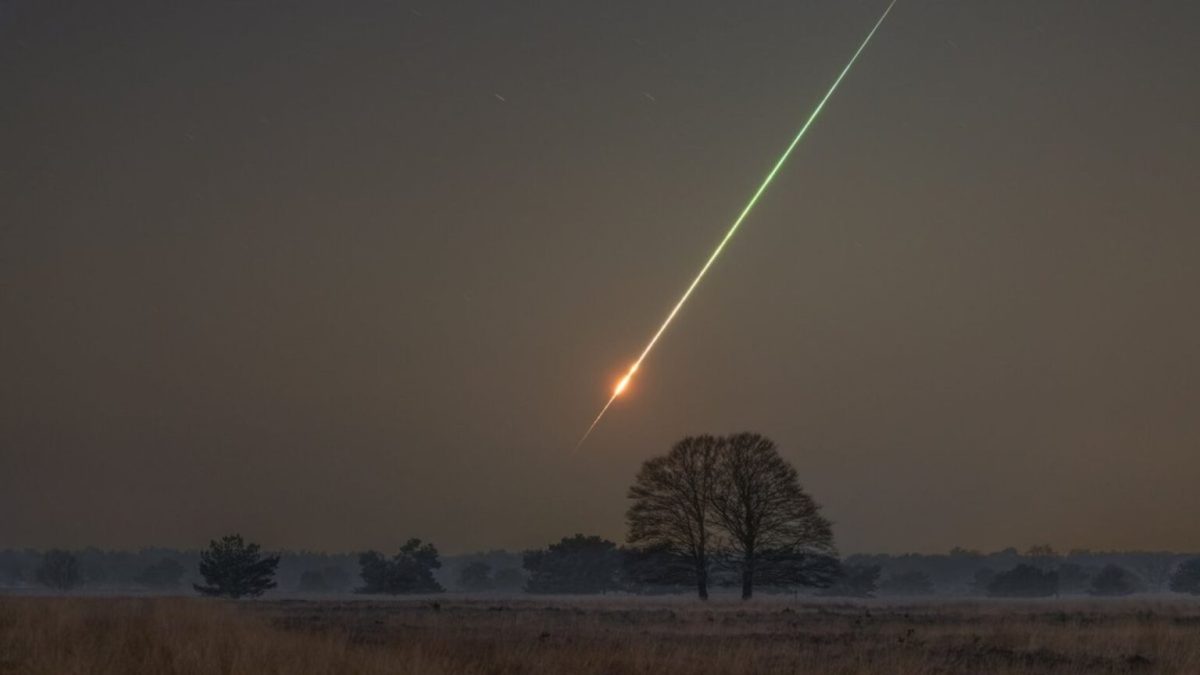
left=575, top=0, right=899, bottom=451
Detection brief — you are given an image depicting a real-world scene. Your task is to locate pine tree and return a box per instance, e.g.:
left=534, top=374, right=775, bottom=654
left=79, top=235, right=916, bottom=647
left=193, top=534, right=279, bottom=599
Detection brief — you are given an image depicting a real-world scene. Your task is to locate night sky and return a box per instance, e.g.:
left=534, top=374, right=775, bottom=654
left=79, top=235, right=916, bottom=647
left=2, top=0, right=1198, bottom=554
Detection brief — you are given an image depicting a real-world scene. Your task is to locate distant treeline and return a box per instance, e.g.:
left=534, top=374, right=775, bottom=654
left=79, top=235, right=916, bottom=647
left=5, top=433, right=1200, bottom=600
left=846, top=546, right=1199, bottom=596
left=3, top=544, right=1200, bottom=598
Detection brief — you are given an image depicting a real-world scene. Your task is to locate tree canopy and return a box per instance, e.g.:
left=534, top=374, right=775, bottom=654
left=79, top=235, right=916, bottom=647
left=194, top=534, right=279, bottom=599
left=626, top=435, right=720, bottom=599
left=358, top=538, right=443, bottom=594
left=709, top=433, right=836, bottom=599
left=1089, top=564, right=1139, bottom=596
left=626, top=432, right=836, bottom=600
left=523, top=534, right=622, bottom=594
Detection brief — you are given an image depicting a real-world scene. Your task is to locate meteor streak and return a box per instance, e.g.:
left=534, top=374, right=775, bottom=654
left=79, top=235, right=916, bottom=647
left=574, top=0, right=898, bottom=451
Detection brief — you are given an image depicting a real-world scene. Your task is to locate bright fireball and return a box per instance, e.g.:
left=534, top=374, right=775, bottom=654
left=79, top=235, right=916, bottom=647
left=614, top=364, right=639, bottom=396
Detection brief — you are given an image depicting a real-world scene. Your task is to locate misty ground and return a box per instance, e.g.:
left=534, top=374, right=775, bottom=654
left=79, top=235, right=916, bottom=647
left=3, top=594, right=1199, bottom=674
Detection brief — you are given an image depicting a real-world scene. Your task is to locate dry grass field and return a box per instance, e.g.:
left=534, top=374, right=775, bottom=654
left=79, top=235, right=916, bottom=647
left=2, top=595, right=1199, bottom=674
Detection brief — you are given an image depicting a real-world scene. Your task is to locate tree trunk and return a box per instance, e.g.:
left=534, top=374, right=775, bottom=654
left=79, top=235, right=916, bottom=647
left=697, top=565, right=709, bottom=600
left=741, top=559, right=754, bottom=600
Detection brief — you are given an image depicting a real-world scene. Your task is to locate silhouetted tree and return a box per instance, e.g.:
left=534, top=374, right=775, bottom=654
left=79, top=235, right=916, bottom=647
left=1169, top=558, right=1200, bottom=595
left=523, top=534, right=621, bottom=594
left=193, top=534, right=279, bottom=599
left=458, top=561, right=494, bottom=592
left=819, top=563, right=880, bottom=598
left=1089, top=564, right=1139, bottom=596
left=880, top=570, right=935, bottom=596
left=358, top=539, right=443, bottom=594
left=986, top=564, right=1058, bottom=598
left=134, top=558, right=185, bottom=590
left=626, top=435, right=721, bottom=599
left=36, top=550, right=80, bottom=591
left=357, top=553, right=390, bottom=591
left=709, top=433, right=835, bottom=599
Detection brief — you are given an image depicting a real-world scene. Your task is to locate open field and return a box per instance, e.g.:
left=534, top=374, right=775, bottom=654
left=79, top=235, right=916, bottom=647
left=2, top=596, right=1200, bottom=674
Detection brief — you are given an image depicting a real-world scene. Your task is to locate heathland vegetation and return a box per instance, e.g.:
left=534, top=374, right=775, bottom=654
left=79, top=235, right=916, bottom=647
left=3, top=596, right=1200, bottom=675
left=4, top=433, right=1200, bottom=674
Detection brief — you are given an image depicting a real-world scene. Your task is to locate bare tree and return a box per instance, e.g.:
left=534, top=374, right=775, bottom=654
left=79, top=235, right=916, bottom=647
left=626, top=435, right=720, bottom=599
left=709, top=432, right=835, bottom=600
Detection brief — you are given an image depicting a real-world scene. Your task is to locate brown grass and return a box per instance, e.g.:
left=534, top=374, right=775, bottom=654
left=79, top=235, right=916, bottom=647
left=2, top=595, right=1199, bottom=674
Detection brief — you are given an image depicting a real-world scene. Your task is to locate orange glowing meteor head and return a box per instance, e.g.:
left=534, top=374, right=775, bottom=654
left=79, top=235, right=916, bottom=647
left=613, top=363, right=639, bottom=396
left=574, top=0, right=898, bottom=453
